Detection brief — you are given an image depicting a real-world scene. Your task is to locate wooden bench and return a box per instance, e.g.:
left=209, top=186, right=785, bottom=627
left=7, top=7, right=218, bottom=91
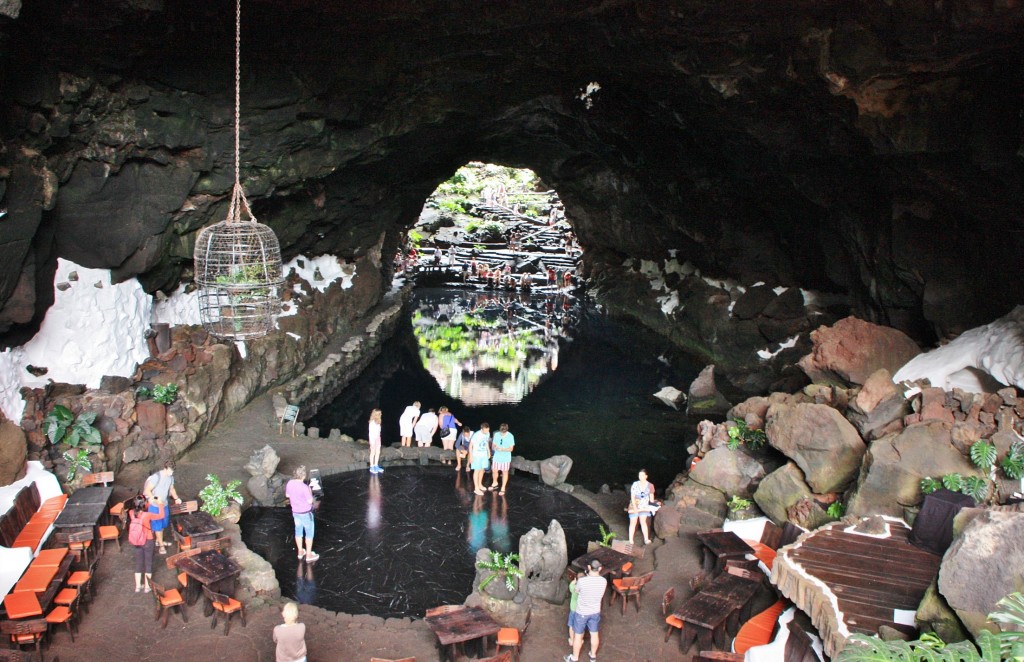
left=0, top=483, right=59, bottom=552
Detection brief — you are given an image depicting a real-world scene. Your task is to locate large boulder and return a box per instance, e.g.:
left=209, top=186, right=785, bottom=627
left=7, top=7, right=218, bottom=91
left=655, top=479, right=727, bottom=537
left=686, top=364, right=732, bottom=418
left=765, top=402, right=866, bottom=493
left=938, top=509, right=1024, bottom=637
left=519, top=520, right=569, bottom=604
left=689, top=446, right=768, bottom=499
left=539, top=455, right=573, bottom=486
left=0, top=421, right=28, bottom=485
left=846, top=421, right=981, bottom=518
left=753, top=462, right=815, bottom=525
left=915, top=580, right=969, bottom=645
left=798, top=316, right=921, bottom=386
left=845, top=369, right=909, bottom=440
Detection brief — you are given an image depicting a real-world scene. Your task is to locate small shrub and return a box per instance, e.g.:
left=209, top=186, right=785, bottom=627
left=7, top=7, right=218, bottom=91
left=198, top=473, right=243, bottom=517
left=152, top=383, right=178, bottom=405
left=728, top=495, right=752, bottom=513
left=827, top=502, right=846, bottom=519
left=941, top=473, right=963, bottom=492
left=1001, top=441, right=1024, bottom=480
left=43, top=405, right=101, bottom=448
left=726, top=419, right=767, bottom=451
left=961, top=475, right=990, bottom=503
left=62, top=448, right=93, bottom=482
left=970, top=440, right=997, bottom=471
left=598, top=524, right=616, bottom=547
left=476, top=551, right=523, bottom=593
left=920, top=476, right=942, bottom=495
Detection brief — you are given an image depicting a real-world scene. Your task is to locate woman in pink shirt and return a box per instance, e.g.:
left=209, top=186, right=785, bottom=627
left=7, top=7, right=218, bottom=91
left=286, top=466, right=318, bottom=562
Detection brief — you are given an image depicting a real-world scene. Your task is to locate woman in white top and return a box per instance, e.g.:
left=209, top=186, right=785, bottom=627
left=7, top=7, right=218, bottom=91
left=414, top=408, right=439, bottom=448
left=368, top=409, right=383, bottom=474
left=398, top=401, right=420, bottom=448
left=627, top=468, right=658, bottom=545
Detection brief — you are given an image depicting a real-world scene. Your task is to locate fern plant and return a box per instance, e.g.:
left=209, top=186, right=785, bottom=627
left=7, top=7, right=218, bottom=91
left=727, top=419, right=767, bottom=451
left=1001, top=441, right=1024, bottom=480
left=598, top=524, right=616, bottom=548
left=827, top=502, right=846, bottom=519
left=476, top=551, right=523, bottom=593
left=941, top=473, right=963, bottom=492
left=961, top=476, right=990, bottom=503
left=970, top=440, right=997, bottom=471
left=920, top=477, right=942, bottom=495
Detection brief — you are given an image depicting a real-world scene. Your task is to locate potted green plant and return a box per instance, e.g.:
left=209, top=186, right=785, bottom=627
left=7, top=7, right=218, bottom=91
left=476, top=550, right=523, bottom=599
left=43, top=405, right=103, bottom=482
left=199, top=473, right=244, bottom=520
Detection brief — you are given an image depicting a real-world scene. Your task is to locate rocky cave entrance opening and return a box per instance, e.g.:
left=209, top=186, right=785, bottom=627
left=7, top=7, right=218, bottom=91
left=397, top=162, right=580, bottom=290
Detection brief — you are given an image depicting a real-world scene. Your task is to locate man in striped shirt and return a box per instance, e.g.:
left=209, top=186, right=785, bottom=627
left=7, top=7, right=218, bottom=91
left=565, top=559, right=607, bottom=662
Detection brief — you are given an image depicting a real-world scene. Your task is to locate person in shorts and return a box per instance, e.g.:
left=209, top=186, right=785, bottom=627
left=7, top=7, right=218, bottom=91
left=142, top=460, right=181, bottom=554
left=454, top=427, right=472, bottom=472
left=488, top=423, right=515, bottom=495
left=566, top=559, right=607, bottom=662
left=438, top=406, right=461, bottom=465
left=286, top=466, right=319, bottom=562
left=469, top=423, right=491, bottom=496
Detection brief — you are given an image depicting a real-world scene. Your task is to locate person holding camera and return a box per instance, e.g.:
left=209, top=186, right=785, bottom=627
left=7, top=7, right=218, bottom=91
left=566, top=559, right=607, bottom=662
left=286, top=466, right=319, bottom=562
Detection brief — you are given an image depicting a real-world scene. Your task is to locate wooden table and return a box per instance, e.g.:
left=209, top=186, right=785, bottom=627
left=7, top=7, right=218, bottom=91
left=570, top=547, right=634, bottom=577
left=173, top=512, right=224, bottom=545
left=424, top=605, right=501, bottom=661
left=52, top=486, right=113, bottom=531
left=696, top=531, right=754, bottom=576
left=673, top=572, right=760, bottom=652
left=174, top=549, right=242, bottom=610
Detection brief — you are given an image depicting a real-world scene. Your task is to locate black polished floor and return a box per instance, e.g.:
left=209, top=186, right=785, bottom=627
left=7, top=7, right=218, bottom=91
left=239, top=466, right=603, bottom=618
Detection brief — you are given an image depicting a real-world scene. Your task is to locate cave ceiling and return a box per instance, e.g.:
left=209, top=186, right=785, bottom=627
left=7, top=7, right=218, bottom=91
left=0, top=0, right=1022, bottom=346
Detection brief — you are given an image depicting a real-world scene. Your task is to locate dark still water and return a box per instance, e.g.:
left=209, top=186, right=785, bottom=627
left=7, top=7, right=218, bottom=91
left=239, top=466, right=603, bottom=617
left=311, top=288, right=701, bottom=492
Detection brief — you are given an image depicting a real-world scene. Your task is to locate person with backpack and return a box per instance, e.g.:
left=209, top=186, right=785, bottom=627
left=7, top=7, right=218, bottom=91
left=129, top=494, right=165, bottom=593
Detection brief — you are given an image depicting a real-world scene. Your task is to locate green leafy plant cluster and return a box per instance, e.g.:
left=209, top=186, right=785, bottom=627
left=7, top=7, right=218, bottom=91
left=970, top=440, right=997, bottom=471
left=198, top=473, right=243, bottom=517
left=919, top=473, right=990, bottom=503
left=476, top=551, right=523, bottom=593
left=407, top=229, right=424, bottom=247
left=728, top=495, right=753, bottom=513
left=727, top=419, right=768, bottom=451
left=836, top=591, right=1024, bottom=661
left=597, top=524, right=616, bottom=547
left=1002, top=441, right=1024, bottom=480
left=137, top=383, right=179, bottom=405
left=827, top=502, right=846, bottom=519
left=437, top=198, right=468, bottom=215
left=43, top=405, right=103, bottom=482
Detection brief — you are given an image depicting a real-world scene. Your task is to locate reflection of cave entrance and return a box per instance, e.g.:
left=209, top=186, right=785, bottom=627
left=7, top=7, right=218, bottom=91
left=397, top=162, right=580, bottom=289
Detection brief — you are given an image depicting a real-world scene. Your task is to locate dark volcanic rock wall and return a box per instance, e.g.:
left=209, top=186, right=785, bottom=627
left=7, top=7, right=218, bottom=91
left=1, top=0, right=1022, bottom=348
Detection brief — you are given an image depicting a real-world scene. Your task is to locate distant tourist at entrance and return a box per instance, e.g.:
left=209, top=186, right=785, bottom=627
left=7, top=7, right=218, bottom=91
left=398, top=401, right=420, bottom=447
left=469, top=423, right=492, bottom=495
left=488, top=423, right=515, bottom=495
left=368, top=409, right=383, bottom=474
left=414, top=407, right=439, bottom=447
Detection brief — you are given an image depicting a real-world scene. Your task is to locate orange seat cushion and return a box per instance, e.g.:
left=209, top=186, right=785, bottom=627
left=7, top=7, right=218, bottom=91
left=733, top=599, right=787, bottom=654
left=67, top=571, right=90, bottom=586
left=34, top=548, right=68, bottom=567
left=54, top=588, right=78, bottom=605
left=109, top=502, right=125, bottom=515
left=177, top=572, right=188, bottom=588
left=612, top=578, right=626, bottom=590
left=496, top=627, right=519, bottom=646
left=3, top=592, right=42, bottom=619
left=160, top=589, right=184, bottom=606
left=743, top=541, right=777, bottom=571
left=14, top=633, right=42, bottom=644
left=666, top=614, right=683, bottom=629
left=46, top=606, right=73, bottom=624
left=43, top=495, right=68, bottom=508
left=212, top=597, right=243, bottom=613
left=98, top=525, right=120, bottom=539
left=621, top=562, right=633, bottom=574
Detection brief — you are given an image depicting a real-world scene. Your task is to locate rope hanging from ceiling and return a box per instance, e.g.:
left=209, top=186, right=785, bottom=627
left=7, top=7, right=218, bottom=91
left=193, top=0, right=284, bottom=341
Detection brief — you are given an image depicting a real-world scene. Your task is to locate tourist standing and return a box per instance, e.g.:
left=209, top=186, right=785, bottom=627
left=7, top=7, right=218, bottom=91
left=454, top=427, right=473, bottom=472
left=273, top=602, right=307, bottom=662
left=142, top=460, right=181, bottom=554
left=286, top=466, right=319, bottom=562
left=414, top=407, right=439, bottom=448
left=438, top=406, right=461, bottom=465
left=469, top=422, right=492, bottom=495
left=447, top=245, right=457, bottom=267
left=627, top=468, right=657, bottom=545
left=398, top=401, right=420, bottom=448
left=488, top=423, right=515, bottom=494
left=566, top=560, right=607, bottom=662
left=368, top=409, right=383, bottom=474
left=566, top=570, right=580, bottom=646
left=128, top=495, right=163, bottom=593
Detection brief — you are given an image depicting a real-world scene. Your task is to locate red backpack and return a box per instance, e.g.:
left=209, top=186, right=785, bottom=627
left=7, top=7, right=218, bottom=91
left=128, top=512, right=149, bottom=546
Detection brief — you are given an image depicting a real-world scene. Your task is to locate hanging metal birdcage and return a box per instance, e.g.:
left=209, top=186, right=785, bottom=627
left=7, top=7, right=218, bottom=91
left=193, top=0, right=284, bottom=340
left=194, top=218, right=284, bottom=340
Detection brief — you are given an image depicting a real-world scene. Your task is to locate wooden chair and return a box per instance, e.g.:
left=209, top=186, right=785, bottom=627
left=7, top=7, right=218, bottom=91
left=201, top=585, right=246, bottom=635
left=279, top=404, right=300, bottom=436
left=53, top=529, right=94, bottom=566
left=45, top=592, right=79, bottom=643
left=151, top=581, right=187, bottom=628
left=495, top=609, right=530, bottom=661
left=194, top=536, right=230, bottom=552
left=65, top=556, right=97, bottom=606
left=1, top=619, right=48, bottom=660
left=81, top=471, right=113, bottom=487
left=169, top=500, right=198, bottom=516
left=663, top=586, right=684, bottom=642
left=424, top=605, right=464, bottom=617
left=167, top=548, right=201, bottom=588
left=609, top=539, right=636, bottom=576
left=609, top=571, right=654, bottom=615
left=172, top=528, right=193, bottom=553
left=725, top=565, right=761, bottom=583
left=96, top=519, right=121, bottom=555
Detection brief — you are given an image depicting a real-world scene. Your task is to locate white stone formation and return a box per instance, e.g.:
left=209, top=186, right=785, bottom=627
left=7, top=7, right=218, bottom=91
left=894, top=305, right=1024, bottom=392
